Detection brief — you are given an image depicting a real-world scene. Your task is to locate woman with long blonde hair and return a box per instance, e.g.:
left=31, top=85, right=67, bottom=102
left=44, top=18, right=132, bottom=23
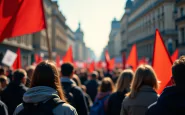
left=120, top=65, right=159, bottom=115
left=14, top=60, right=78, bottom=115
left=107, top=69, right=134, bottom=115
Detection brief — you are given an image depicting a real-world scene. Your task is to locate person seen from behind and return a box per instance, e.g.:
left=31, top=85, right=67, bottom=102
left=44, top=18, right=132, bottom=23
left=25, top=66, right=35, bottom=87
left=0, top=82, right=8, bottom=115
left=90, top=77, right=115, bottom=115
left=61, top=63, right=88, bottom=115
left=107, top=69, right=134, bottom=115
left=146, top=56, right=185, bottom=115
left=13, top=60, right=77, bottom=115
left=85, top=71, right=100, bottom=102
left=120, top=65, right=159, bottom=115
left=1, top=69, right=28, bottom=115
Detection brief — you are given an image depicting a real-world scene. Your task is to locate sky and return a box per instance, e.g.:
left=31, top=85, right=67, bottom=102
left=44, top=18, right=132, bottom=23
left=58, top=0, right=126, bottom=59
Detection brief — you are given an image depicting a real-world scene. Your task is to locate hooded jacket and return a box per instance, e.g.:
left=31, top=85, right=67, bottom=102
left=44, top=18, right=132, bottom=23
left=146, top=86, right=185, bottom=115
left=13, top=86, right=78, bottom=115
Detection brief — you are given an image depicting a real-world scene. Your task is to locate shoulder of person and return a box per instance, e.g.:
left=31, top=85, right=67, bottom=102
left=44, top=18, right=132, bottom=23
left=53, top=103, right=78, bottom=115
left=13, top=103, right=24, bottom=115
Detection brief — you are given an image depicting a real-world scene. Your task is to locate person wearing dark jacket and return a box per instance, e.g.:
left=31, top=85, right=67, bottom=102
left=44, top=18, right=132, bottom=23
left=61, top=63, right=88, bottom=115
left=0, top=100, right=8, bottom=115
left=146, top=56, right=185, bottom=115
left=1, top=69, right=28, bottom=115
left=85, top=71, right=100, bottom=102
left=107, top=69, right=134, bottom=115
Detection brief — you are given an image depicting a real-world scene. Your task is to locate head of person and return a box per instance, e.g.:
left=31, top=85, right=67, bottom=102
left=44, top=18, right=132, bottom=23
left=26, top=66, right=35, bottom=79
left=99, top=77, right=115, bottom=93
left=172, top=56, right=185, bottom=87
left=91, top=71, right=98, bottom=80
left=13, top=69, right=27, bottom=84
left=116, top=69, right=134, bottom=92
left=0, top=75, right=9, bottom=89
left=128, top=65, right=158, bottom=98
left=61, top=62, right=74, bottom=78
left=31, top=60, right=66, bottom=102
left=0, top=68, right=5, bottom=75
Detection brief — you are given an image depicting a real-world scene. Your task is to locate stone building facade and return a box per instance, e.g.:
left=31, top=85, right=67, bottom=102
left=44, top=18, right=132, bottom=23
left=121, top=0, right=178, bottom=60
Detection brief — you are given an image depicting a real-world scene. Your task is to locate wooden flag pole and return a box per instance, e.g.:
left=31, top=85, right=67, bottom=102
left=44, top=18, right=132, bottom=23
left=45, top=29, right=52, bottom=60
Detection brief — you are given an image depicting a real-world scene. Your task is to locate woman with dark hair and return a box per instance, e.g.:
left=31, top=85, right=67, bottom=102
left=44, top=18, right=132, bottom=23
left=13, top=60, right=78, bottom=115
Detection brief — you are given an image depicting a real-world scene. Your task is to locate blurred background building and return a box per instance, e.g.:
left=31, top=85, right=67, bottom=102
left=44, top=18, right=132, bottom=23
left=104, top=0, right=184, bottom=62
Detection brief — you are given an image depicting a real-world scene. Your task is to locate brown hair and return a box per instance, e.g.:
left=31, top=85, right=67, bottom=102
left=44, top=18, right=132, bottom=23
left=116, top=69, right=134, bottom=92
left=128, top=65, right=159, bottom=98
left=30, top=60, right=66, bottom=102
left=99, top=77, right=115, bottom=93
left=172, top=56, right=185, bottom=86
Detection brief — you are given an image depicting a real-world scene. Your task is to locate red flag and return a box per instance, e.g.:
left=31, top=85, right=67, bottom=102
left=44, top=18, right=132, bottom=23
left=126, top=44, right=138, bottom=71
left=88, top=61, right=95, bottom=73
left=152, top=29, right=173, bottom=94
left=138, top=57, right=148, bottom=65
left=96, top=61, right=102, bottom=69
left=108, top=58, right=115, bottom=70
left=171, top=49, right=179, bottom=63
left=63, top=46, right=73, bottom=63
left=56, top=55, right=60, bottom=68
left=12, top=48, right=21, bottom=70
left=0, top=0, right=46, bottom=42
left=105, top=50, right=110, bottom=70
left=34, top=54, right=43, bottom=64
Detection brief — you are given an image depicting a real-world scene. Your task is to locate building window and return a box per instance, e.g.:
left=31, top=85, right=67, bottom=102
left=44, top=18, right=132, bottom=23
left=181, top=28, right=185, bottom=44
left=180, top=8, right=184, bottom=17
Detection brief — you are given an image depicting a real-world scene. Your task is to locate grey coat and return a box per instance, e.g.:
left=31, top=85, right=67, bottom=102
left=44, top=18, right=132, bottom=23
left=13, top=86, right=78, bottom=115
left=120, top=85, right=158, bottom=115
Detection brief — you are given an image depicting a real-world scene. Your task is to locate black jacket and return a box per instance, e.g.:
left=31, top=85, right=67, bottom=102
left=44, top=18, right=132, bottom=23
left=0, top=100, right=8, bottom=115
left=85, top=79, right=100, bottom=102
left=1, top=82, right=28, bottom=115
left=61, top=78, right=88, bottom=115
left=107, top=91, right=127, bottom=115
left=146, top=86, right=185, bottom=115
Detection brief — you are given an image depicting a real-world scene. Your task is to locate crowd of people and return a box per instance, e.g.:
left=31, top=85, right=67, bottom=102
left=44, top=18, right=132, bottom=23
left=0, top=56, right=185, bottom=115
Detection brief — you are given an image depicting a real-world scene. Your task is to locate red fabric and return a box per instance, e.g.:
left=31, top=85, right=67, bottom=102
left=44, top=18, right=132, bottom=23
left=34, top=54, right=42, bottom=64
left=63, top=46, right=73, bottom=63
left=12, top=48, right=21, bottom=70
left=105, top=50, right=110, bottom=70
left=108, top=58, right=115, bottom=70
left=126, top=44, right=138, bottom=71
left=171, top=49, right=179, bottom=63
left=56, top=55, right=60, bottom=68
left=96, top=61, right=102, bottom=69
left=0, top=0, right=46, bottom=42
left=152, top=29, right=173, bottom=94
left=88, top=61, right=95, bottom=73
left=138, top=57, right=148, bottom=65
left=122, top=52, right=126, bottom=70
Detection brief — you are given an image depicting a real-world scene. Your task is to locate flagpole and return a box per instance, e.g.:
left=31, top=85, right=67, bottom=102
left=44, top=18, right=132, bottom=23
left=45, top=29, right=52, bottom=60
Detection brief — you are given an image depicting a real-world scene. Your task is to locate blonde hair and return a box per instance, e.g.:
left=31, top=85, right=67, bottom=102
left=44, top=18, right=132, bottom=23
left=128, top=64, right=159, bottom=98
left=99, top=77, right=115, bottom=93
left=116, top=69, right=134, bottom=92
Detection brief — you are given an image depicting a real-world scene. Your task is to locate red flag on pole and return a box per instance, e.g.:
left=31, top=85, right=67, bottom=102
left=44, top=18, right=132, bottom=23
left=56, top=55, right=60, bottom=68
left=171, top=49, right=179, bottom=63
left=12, top=48, right=21, bottom=70
left=63, top=46, right=73, bottom=63
left=88, top=61, right=95, bottom=73
left=126, top=44, right=138, bottom=71
left=0, top=0, right=46, bottom=42
left=152, top=29, right=173, bottom=94
left=34, top=54, right=43, bottom=65
left=108, top=58, right=115, bottom=70
left=138, top=57, right=148, bottom=66
left=105, top=50, right=110, bottom=70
